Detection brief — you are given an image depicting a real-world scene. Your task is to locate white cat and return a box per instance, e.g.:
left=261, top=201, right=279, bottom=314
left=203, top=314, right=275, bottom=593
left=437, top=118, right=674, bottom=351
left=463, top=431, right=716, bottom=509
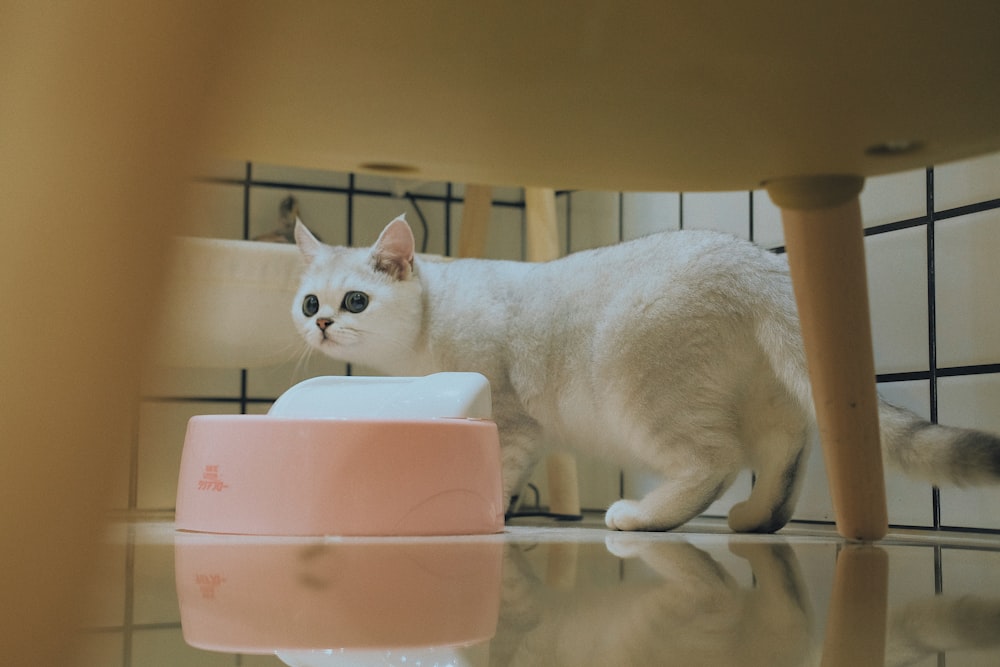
left=291, top=215, right=1000, bottom=532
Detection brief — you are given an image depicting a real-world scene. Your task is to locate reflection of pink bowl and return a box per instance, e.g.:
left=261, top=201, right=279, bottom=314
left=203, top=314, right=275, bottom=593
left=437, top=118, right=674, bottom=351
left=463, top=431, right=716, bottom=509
left=176, top=538, right=503, bottom=652
left=175, top=415, right=504, bottom=536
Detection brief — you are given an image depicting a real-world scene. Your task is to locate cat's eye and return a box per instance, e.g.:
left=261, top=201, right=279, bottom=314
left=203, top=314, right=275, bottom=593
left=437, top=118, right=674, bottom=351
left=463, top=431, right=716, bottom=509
left=342, top=291, right=369, bottom=314
left=302, top=294, right=320, bottom=317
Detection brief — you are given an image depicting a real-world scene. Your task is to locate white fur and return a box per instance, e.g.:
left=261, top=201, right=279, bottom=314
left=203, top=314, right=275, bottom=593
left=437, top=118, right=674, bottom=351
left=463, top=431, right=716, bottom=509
left=292, top=216, right=1000, bottom=532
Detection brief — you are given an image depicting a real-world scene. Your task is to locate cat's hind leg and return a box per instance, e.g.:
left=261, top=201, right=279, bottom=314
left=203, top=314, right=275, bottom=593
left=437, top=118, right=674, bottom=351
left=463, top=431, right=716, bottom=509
left=604, top=420, right=745, bottom=531
left=727, top=405, right=810, bottom=533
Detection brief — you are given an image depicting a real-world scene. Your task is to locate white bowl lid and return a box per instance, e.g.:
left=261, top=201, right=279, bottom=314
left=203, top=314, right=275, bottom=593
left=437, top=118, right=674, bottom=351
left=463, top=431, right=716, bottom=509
left=267, top=372, right=492, bottom=420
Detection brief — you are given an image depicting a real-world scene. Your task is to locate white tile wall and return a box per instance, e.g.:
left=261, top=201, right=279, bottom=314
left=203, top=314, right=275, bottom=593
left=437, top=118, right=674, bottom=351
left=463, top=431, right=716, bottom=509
left=566, top=191, right=621, bottom=251
left=141, top=365, right=242, bottom=401
left=682, top=191, right=751, bottom=239
left=621, top=192, right=680, bottom=240
left=860, top=168, right=927, bottom=227
left=933, top=152, right=1000, bottom=210
left=935, top=209, right=1000, bottom=368
left=751, top=189, right=783, bottom=248
left=865, top=226, right=929, bottom=374
left=938, top=373, right=1000, bottom=529
left=352, top=194, right=448, bottom=254
left=139, top=154, right=999, bottom=535
left=137, top=401, right=239, bottom=509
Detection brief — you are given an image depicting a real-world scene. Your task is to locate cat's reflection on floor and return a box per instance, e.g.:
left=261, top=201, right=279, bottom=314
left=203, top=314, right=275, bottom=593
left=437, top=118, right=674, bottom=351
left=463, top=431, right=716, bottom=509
left=492, top=537, right=813, bottom=666
left=490, top=537, right=1000, bottom=667
left=194, top=532, right=1000, bottom=667
left=886, top=594, right=1000, bottom=666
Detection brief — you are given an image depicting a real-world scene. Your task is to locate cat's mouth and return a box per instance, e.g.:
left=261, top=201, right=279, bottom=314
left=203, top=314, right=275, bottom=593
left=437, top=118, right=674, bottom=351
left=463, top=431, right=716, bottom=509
left=316, top=329, right=350, bottom=348
left=312, top=323, right=361, bottom=349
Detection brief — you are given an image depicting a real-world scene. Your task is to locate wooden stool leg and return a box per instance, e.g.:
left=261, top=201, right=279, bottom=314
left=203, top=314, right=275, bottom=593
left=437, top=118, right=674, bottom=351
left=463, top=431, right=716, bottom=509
left=525, top=187, right=582, bottom=519
left=767, top=175, right=888, bottom=542
left=525, top=187, right=560, bottom=262
left=459, top=184, right=493, bottom=258
left=545, top=450, right=582, bottom=518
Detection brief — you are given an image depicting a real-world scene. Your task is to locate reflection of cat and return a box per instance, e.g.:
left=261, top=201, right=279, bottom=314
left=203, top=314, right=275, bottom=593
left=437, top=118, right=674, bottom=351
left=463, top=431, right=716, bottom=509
left=492, top=538, right=816, bottom=667
left=292, top=215, right=1000, bottom=532
left=886, top=596, right=1000, bottom=666
left=493, top=538, right=1000, bottom=666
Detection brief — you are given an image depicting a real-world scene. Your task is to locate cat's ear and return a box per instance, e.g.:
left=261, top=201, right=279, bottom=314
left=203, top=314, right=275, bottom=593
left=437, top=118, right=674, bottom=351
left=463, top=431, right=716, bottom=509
left=371, top=215, right=415, bottom=280
left=294, top=219, right=324, bottom=264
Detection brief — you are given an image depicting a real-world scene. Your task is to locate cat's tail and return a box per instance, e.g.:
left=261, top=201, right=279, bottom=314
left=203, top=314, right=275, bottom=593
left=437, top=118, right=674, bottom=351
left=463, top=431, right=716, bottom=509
left=756, top=308, right=1000, bottom=487
left=878, top=402, right=1000, bottom=486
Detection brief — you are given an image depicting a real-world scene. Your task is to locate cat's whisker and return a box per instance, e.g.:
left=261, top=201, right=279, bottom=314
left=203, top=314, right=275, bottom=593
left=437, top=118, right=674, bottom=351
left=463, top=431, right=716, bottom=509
left=273, top=336, right=308, bottom=360
left=288, top=342, right=315, bottom=384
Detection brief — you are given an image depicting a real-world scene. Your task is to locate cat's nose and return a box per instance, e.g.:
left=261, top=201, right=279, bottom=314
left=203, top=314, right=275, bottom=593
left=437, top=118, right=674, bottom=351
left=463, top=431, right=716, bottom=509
left=316, top=317, right=334, bottom=331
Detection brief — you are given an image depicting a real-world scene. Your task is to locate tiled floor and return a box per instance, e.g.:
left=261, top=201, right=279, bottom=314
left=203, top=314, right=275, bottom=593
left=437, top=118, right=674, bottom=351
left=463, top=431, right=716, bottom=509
left=72, top=513, right=1000, bottom=666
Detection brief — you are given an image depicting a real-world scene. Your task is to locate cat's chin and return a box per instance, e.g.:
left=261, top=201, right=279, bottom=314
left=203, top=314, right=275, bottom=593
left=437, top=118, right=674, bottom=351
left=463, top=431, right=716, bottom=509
left=307, top=329, right=341, bottom=348
left=314, top=337, right=341, bottom=351
left=310, top=342, right=344, bottom=363
left=312, top=337, right=358, bottom=362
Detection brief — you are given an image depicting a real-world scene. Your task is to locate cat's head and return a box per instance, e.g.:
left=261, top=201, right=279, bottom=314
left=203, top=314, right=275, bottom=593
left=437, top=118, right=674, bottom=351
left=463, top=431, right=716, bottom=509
left=292, top=215, right=423, bottom=367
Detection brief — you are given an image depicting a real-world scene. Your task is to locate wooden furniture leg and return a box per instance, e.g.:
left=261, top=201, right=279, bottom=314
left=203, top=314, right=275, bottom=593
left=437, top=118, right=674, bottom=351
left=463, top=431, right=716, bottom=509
left=459, top=184, right=493, bottom=258
left=525, top=187, right=583, bottom=519
left=525, top=187, right=561, bottom=262
left=767, top=175, right=888, bottom=541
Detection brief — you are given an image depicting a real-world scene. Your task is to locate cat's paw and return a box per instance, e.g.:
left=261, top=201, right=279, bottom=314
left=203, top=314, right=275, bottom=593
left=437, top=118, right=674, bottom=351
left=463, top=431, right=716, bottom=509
left=605, top=499, right=648, bottom=531
left=727, top=500, right=787, bottom=534
left=606, top=499, right=686, bottom=531
left=726, top=501, right=759, bottom=533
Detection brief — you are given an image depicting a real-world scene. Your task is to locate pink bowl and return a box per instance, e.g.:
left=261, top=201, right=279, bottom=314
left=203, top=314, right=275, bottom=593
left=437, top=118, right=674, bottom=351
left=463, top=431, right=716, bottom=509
left=175, top=415, right=504, bottom=536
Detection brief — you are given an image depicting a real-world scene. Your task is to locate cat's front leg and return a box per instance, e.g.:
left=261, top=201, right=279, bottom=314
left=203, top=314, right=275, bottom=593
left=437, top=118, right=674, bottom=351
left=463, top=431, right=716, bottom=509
left=605, top=469, right=737, bottom=531
left=496, top=416, right=546, bottom=513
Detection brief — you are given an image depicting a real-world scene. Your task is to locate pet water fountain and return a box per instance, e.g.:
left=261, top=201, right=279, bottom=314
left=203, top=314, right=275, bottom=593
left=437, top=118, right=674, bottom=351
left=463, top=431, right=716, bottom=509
left=175, top=371, right=504, bottom=536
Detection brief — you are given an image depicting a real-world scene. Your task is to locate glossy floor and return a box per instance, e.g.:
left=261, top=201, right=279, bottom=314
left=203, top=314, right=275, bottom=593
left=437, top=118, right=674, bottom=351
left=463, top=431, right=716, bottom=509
left=73, top=514, right=1000, bottom=666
